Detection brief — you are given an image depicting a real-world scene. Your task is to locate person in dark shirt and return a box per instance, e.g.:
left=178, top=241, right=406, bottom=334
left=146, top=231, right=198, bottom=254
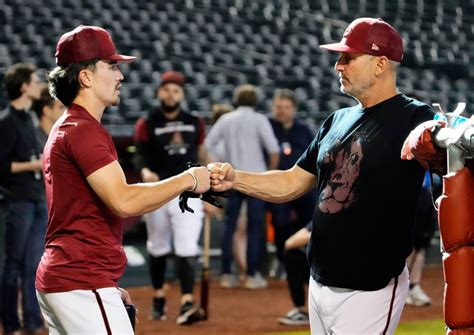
left=268, top=89, right=316, bottom=262
left=0, top=63, right=46, bottom=334
left=209, top=18, right=434, bottom=334
left=134, top=71, right=209, bottom=325
left=266, top=89, right=316, bottom=325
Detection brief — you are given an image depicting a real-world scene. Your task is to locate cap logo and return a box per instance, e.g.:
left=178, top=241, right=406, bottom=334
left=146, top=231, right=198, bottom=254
left=343, top=27, right=353, bottom=37
left=371, top=43, right=380, bottom=51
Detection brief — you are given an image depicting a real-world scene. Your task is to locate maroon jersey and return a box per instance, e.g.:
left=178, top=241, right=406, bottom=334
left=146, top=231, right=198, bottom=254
left=36, top=103, right=126, bottom=293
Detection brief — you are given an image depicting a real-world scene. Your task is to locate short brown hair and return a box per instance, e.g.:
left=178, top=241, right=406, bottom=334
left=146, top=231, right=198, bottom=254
left=273, top=89, right=297, bottom=107
left=3, top=63, right=36, bottom=100
left=233, top=84, right=258, bottom=107
left=211, top=104, right=233, bottom=124
left=48, top=58, right=99, bottom=107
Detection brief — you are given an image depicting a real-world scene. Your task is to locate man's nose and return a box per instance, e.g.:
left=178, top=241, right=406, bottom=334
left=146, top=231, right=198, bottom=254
left=117, top=70, right=124, bottom=81
left=334, top=61, right=344, bottom=72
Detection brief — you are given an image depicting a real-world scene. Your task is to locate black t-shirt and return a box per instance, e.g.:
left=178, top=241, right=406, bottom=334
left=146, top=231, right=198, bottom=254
left=0, top=105, right=44, bottom=202
left=134, top=109, right=205, bottom=179
left=297, top=94, right=434, bottom=291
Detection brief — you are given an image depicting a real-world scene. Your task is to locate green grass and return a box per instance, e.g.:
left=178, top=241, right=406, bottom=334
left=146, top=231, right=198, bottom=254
left=265, top=319, right=445, bottom=335
left=395, top=319, right=445, bottom=335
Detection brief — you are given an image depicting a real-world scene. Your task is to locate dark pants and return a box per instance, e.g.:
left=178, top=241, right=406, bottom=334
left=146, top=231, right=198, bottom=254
left=0, top=201, right=7, bottom=319
left=268, top=192, right=316, bottom=263
left=149, top=255, right=196, bottom=295
left=284, top=248, right=310, bottom=307
left=413, top=186, right=437, bottom=250
left=1, top=201, right=47, bottom=332
left=222, top=192, right=265, bottom=276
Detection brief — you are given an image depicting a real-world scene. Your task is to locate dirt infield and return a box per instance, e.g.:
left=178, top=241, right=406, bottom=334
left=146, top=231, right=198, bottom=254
left=3, top=265, right=441, bottom=334
left=130, top=265, right=444, bottom=334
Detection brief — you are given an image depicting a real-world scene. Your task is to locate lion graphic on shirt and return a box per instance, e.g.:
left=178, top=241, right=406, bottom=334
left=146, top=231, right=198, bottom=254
left=319, top=137, right=364, bottom=214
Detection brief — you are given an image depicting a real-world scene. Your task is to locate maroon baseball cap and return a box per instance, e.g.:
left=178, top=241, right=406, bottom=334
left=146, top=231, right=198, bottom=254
left=320, top=18, right=403, bottom=62
left=159, top=71, right=185, bottom=87
left=55, top=25, right=136, bottom=66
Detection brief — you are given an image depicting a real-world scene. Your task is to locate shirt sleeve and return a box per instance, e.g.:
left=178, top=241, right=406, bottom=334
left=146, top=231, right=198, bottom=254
left=133, top=117, right=150, bottom=171
left=134, top=117, right=149, bottom=143
left=296, top=136, right=318, bottom=176
left=411, top=104, right=435, bottom=128
left=300, top=121, right=316, bottom=148
left=196, top=117, right=206, bottom=145
left=296, top=113, right=334, bottom=176
left=258, top=115, right=280, bottom=154
left=65, top=123, right=116, bottom=177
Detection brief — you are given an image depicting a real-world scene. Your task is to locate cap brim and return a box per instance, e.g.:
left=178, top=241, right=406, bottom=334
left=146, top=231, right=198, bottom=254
left=320, top=43, right=363, bottom=54
left=107, top=54, right=137, bottom=63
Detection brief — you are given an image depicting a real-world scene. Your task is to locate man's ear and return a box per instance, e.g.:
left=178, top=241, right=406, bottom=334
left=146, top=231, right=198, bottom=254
left=374, top=56, right=389, bottom=76
left=78, top=69, right=93, bottom=88
left=20, top=81, right=28, bottom=94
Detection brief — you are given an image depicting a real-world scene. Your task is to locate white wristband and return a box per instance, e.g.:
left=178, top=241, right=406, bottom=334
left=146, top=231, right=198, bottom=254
left=187, top=171, right=198, bottom=192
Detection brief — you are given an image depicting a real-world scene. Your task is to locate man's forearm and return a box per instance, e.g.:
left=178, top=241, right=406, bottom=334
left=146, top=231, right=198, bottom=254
left=116, top=172, right=195, bottom=217
left=11, top=161, right=40, bottom=173
left=232, top=169, right=300, bottom=203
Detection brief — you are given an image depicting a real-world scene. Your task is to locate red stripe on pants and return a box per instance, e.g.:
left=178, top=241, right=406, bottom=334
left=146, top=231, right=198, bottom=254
left=93, top=289, right=112, bottom=335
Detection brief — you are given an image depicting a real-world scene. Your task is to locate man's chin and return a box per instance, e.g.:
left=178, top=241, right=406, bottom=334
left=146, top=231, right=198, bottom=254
left=340, top=87, right=357, bottom=99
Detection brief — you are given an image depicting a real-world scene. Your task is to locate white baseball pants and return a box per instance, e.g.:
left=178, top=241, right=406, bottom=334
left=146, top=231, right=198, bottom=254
left=144, top=196, right=203, bottom=257
left=308, top=265, right=409, bottom=335
left=36, top=287, right=133, bottom=334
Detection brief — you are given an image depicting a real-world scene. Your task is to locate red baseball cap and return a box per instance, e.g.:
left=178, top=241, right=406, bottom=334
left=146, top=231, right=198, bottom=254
left=320, top=18, right=403, bottom=62
left=55, top=25, right=137, bottom=66
left=159, top=71, right=185, bottom=87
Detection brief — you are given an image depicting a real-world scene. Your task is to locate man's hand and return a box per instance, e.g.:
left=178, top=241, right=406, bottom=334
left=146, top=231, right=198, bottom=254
left=31, top=159, right=43, bottom=171
left=141, top=168, right=159, bottom=183
left=401, top=120, right=447, bottom=175
left=118, top=287, right=133, bottom=304
left=118, top=287, right=139, bottom=327
left=186, top=166, right=211, bottom=194
left=207, top=162, right=235, bottom=192
left=179, top=162, right=229, bottom=213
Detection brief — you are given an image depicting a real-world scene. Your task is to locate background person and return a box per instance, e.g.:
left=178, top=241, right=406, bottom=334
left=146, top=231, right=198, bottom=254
left=0, top=63, right=46, bottom=334
left=134, top=71, right=209, bottom=325
left=205, top=84, right=280, bottom=289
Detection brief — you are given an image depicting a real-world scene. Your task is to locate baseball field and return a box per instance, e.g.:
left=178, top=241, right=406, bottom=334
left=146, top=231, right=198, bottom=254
left=126, top=265, right=444, bottom=334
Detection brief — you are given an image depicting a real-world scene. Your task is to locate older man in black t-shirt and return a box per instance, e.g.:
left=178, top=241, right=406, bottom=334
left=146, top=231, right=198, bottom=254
left=209, top=18, right=434, bottom=334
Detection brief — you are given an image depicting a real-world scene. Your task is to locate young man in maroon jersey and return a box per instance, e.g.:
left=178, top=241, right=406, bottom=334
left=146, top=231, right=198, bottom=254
left=35, top=25, right=210, bottom=334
